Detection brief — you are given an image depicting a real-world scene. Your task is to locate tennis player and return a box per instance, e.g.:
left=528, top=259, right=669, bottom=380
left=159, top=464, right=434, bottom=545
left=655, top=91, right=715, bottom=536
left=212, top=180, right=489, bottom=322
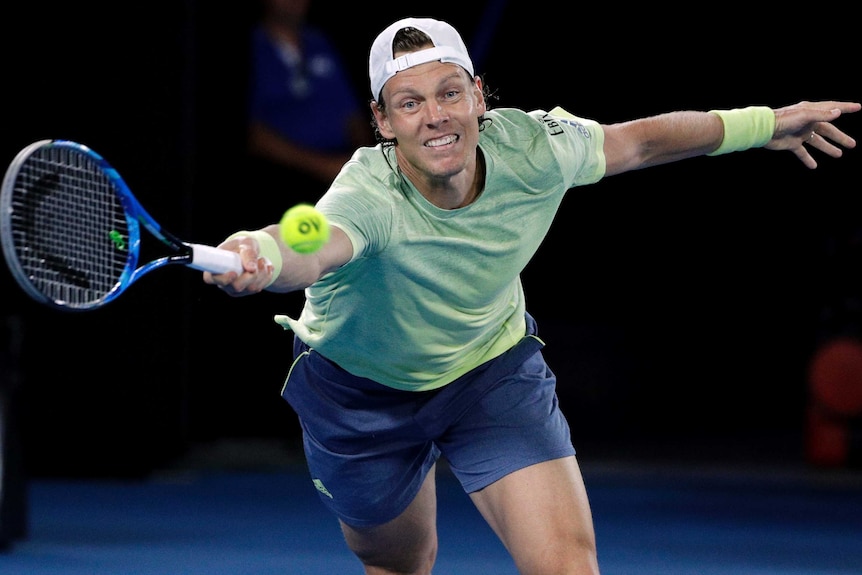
left=205, top=17, right=859, bottom=575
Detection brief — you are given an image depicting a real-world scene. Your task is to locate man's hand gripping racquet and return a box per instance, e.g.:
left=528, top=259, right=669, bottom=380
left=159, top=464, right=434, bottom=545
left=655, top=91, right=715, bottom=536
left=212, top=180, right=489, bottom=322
left=0, top=139, right=242, bottom=311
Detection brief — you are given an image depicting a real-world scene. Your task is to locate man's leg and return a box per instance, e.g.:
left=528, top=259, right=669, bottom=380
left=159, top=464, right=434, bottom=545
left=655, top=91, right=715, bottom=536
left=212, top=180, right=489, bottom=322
left=340, top=464, right=439, bottom=575
left=470, top=456, right=600, bottom=575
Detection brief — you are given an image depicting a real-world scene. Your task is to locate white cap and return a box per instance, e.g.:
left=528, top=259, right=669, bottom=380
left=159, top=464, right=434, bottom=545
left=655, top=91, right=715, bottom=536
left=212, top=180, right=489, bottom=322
left=369, top=17, right=475, bottom=101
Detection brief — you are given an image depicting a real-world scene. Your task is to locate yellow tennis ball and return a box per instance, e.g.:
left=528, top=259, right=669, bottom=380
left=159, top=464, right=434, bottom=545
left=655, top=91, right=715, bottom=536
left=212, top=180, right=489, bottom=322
left=279, top=204, right=330, bottom=254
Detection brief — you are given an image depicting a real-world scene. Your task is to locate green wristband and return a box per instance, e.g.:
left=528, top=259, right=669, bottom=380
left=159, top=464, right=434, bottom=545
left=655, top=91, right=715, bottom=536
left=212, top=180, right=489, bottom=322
left=226, top=230, right=283, bottom=287
left=707, top=106, right=775, bottom=156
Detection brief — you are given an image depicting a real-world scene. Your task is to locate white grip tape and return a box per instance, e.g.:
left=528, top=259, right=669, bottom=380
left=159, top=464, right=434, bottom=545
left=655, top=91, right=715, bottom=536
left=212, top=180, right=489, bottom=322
left=188, top=243, right=243, bottom=274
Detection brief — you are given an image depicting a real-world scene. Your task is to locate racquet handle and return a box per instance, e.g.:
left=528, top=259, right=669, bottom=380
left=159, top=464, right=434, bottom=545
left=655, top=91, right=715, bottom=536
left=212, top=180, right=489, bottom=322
left=188, top=244, right=244, bottom=274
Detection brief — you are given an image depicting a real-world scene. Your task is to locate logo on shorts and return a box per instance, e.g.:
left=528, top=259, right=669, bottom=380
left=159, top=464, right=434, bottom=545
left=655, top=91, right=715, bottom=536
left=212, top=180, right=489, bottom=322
left=312, top=478, right=333, bottom=499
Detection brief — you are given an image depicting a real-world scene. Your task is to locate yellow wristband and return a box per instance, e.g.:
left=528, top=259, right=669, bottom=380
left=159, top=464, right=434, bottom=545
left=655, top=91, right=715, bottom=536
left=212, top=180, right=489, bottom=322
left=707, top=106, right=775, bottom=156
left=226, top=230, right=283, bottom=288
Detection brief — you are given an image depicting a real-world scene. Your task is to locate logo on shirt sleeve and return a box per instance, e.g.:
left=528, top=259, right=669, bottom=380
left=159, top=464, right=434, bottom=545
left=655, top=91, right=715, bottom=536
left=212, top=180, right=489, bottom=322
left=541, top=112, right=591, bottom=139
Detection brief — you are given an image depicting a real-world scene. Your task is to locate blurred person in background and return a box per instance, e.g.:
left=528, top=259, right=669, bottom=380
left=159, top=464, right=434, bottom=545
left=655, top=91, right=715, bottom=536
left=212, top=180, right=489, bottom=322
left=245, top=0, right=373, bottom=216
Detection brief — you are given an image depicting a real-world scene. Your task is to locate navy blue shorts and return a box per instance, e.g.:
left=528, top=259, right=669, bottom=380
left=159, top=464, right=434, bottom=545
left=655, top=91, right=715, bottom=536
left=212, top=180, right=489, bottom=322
left=280, top=314, right=575, bottom=527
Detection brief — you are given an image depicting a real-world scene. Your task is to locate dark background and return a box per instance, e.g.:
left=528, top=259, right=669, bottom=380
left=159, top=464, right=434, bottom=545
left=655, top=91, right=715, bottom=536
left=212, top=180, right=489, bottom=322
left=1, top=1, right=860, bottom=478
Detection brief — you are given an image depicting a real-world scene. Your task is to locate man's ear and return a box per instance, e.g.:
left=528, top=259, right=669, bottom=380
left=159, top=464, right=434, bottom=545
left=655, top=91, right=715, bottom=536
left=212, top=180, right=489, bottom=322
left=474, top=77, right=487, bottom=115
left=370, top=101, right=395, bottom=140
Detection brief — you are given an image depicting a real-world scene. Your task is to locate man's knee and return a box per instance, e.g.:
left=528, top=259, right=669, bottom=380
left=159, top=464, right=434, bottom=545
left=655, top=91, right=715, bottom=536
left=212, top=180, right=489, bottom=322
left=341, top=520, right=437, bottom=575
left=340, top=462, right=440, bottom=574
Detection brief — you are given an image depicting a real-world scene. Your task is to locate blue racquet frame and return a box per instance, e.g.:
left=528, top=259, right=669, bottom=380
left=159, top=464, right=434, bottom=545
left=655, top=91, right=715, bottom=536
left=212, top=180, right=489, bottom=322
left=0, top=139, right=242, bottom=311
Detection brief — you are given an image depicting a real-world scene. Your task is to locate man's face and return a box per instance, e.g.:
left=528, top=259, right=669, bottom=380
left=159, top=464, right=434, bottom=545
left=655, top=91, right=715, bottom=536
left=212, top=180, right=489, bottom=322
left=374, top=59, right=485, bottom=183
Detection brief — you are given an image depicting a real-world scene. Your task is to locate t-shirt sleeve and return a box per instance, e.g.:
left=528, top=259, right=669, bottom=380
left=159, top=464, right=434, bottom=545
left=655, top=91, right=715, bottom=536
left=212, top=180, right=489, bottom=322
left=543, top=106, right=607, bottom=187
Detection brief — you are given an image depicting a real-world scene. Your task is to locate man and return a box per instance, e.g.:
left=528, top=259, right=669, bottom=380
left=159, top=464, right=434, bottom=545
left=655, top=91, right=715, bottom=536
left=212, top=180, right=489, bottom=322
left=205, top=17, right=859, bottom=575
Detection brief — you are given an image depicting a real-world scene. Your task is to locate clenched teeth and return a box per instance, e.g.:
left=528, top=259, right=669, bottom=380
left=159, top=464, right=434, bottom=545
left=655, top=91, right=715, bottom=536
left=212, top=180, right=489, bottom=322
left=425, top=135, right=459, bottom=147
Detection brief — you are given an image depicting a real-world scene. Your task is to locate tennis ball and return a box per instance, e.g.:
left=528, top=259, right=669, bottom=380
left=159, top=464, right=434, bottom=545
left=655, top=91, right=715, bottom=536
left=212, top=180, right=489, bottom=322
left=279, top=204, right=330, bottom=254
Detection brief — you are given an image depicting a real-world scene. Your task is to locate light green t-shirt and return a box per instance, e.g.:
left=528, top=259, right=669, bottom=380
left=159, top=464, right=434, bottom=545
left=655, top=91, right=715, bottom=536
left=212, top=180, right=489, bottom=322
left=275, top=107, right=606, bottom=391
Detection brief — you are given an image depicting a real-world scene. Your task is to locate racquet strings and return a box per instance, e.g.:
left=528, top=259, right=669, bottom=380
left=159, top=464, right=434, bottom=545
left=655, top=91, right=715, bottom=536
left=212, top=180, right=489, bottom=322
left=8, top=145, right=130, bottom=306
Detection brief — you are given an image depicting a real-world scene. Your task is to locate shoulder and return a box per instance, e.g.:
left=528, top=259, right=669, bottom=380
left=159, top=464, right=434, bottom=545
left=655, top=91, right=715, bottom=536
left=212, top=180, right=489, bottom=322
left=319, top=147, right=399, bottom=257
left=325, top=146, right=404, bottom=209
left=482, top=107, right=606, bottom=186
left=300, top=26, right=341, bottom=53
left=341, top=146, right=398, bottom=181
left=480, top=108, right=575, bottom=155
left=250, top=25, right=275, bottom=54
left=485, top=107, right=598, bottom=138
left=483, top=108, right=546, bottom=133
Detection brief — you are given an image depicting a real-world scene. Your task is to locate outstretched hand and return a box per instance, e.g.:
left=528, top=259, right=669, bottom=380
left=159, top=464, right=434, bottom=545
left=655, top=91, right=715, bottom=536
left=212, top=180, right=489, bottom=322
left=767, top=100, right=860, bottom=168
left=202, top=235, right=275, bottom=297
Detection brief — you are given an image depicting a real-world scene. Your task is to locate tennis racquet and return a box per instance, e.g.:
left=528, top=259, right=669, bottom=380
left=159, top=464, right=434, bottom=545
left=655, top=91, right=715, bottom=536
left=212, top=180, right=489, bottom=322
left=0, top=139, right=242, bottom=311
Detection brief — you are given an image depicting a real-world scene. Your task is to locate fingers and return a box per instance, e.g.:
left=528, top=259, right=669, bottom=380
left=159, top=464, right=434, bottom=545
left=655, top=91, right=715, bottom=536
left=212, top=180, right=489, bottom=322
left=805, top=128, right=854, bottom=160
left=796, top=101, right=862, bottom=117
left=812, top=121, right=857, bottom=152
left=775, top=100, right=859, bottom=136
left=793, top=121, right=856, bottom=169
left=817, top=101, right=862, bottom=114
left=768, top=100, right=859, bottom=167
left=203, top=239, right=275, bottom=295
left=791, top=146, right=819, bottom=170
left=796, top=108, right=857, bottom=169
left=794, top=130, right=846, bottom=170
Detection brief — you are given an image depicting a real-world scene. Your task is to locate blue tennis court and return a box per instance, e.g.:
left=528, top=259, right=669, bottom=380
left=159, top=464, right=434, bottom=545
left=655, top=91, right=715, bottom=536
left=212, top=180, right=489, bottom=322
left=2, top=455, right=860, bottom=575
